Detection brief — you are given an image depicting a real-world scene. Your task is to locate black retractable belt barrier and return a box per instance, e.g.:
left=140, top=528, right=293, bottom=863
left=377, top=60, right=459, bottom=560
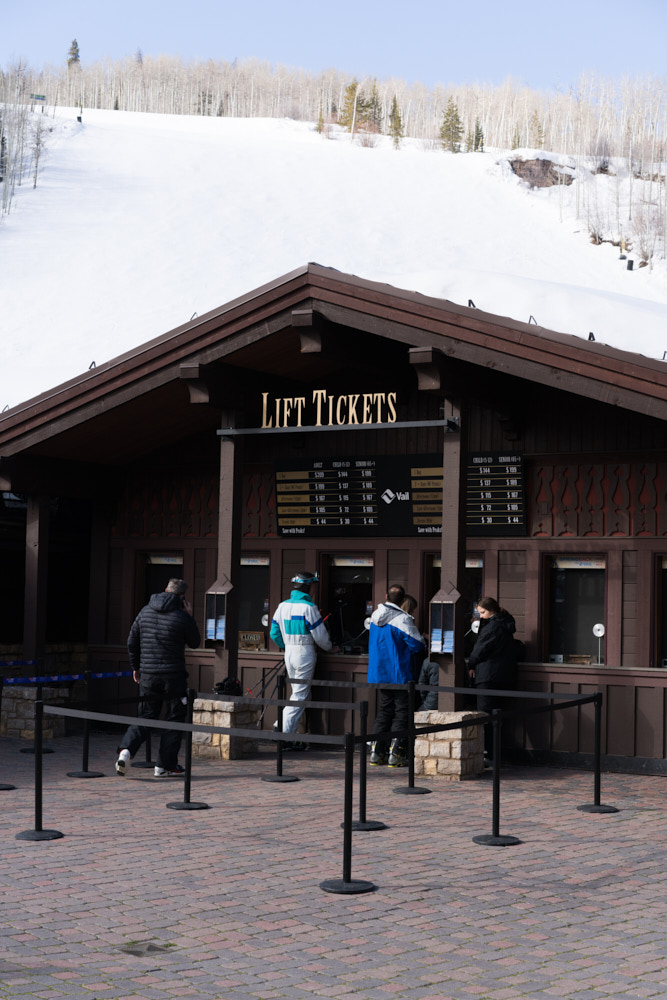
left=0, top=679, right=16, bottom=791
left=393, top=680, right=431, bottom=797
left=473, top=710, right=521, bottom=847
left=132, top=732, right=156, bottom=769
left=167, top=689, right=209, bottom=811
left=262, top=673, right=299, bottom=784
left=20, top=682, right=54, bottom=754
left=577, top=693, right=618, bottom=814
left=16, top=697, right=63, bottom=841
left=67, top=670, right=105, bottom=779
left=321, top=733, right=375, bottom=895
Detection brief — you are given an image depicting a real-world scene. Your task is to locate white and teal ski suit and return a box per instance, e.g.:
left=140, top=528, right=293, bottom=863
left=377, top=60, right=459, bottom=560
left=270, top=590, right=333, bottom=733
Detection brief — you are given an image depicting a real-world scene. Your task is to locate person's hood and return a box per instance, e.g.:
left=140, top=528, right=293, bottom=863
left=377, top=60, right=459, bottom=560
left=149, top=592, right=183, bottom=613
left=371, top=602, right=403, bottom=627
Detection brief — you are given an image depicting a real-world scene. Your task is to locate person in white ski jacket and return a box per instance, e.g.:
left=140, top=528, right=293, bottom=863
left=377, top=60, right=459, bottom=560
left=368, top=584, right=425, bottom=766
left=270, top=572, right=337, bottom=743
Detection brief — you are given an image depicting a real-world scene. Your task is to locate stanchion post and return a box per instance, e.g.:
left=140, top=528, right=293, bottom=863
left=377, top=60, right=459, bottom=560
left=320, top=733, right=375, bottom=894
left=473, top=710, right=521, bottom=847
left=348, top=700, right=386, bottom=831
left=262, top=671, right=299, bottom=784
left=16, top=696, right=63, bottom=840
left=577, top=692, right=618, bottom=815
left=167, top=689, right=209, bottom=811
left=393, top=681, right=431, bottom=796
left=67, top=669, right=104, bottom=778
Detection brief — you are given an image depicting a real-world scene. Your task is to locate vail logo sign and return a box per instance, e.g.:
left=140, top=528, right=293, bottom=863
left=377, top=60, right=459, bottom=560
left=381, top=489, right=410, bottom=504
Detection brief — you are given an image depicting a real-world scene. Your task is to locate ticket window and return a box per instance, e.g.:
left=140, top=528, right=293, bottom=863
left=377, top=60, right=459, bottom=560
left=322, top=555, right=374, bottom=654
left=139, top=553, right=184, bottom=611
left=658, top=557, right=667, bottom=667
left=547, top=556, right=606, bottom=664
left=238, top=555, right=270, bottom=650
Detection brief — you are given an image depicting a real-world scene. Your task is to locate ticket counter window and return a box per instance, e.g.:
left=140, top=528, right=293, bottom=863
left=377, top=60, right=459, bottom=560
left=547, top=557, right=605, bottom=664
left=323, top=555, right=374, bottom=654
left=658, top=557, right=667, bottom=667
left=238, top=555, right=270, bottom=650
left=140, top=554, right=184, bottom=609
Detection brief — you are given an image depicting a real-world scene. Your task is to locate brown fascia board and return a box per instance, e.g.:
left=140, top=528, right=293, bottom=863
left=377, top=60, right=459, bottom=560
left=2, top=263, right=667, bottom=455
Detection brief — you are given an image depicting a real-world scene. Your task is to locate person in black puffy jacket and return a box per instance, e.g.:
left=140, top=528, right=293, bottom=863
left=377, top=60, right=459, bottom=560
left=116, top=578, right=201, bottom=777
left=467, top=596, right=517, bottom=761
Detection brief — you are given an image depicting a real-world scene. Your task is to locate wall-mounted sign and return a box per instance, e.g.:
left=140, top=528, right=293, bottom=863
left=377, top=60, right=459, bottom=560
left=262, top=389, right=397, bottom=428
left=466, top=453, right=526, bottom=537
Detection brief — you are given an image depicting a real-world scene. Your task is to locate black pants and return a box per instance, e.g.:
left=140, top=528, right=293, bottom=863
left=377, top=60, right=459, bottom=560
left=371, top=689, right=409, bottom=753
left=475, top=682, right=514, bottom=758
left=120, top=674, right=187, bottom=770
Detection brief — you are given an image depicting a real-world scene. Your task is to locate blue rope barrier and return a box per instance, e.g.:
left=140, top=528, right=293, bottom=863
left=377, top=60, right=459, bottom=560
left=2, top=670, right=132, bottom=685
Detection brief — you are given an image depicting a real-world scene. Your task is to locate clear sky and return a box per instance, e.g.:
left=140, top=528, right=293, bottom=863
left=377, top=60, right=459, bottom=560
left=1, top=0, right=666, bottom=92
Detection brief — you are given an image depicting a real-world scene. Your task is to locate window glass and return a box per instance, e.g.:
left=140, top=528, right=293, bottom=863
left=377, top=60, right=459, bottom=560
left=547, top=556, right=605, bottom=664
left=238, top=555, right=270, bottom=650
left=142, top=553, right=183, bottom=606
left=322, top=555, right=374, bottom=653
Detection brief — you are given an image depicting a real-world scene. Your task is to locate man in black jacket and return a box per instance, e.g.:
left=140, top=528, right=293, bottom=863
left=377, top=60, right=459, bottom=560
left=115, top=578, right=201, bottom=777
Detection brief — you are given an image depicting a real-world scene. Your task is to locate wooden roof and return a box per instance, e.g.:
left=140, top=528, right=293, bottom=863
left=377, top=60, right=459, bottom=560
left=1, top=263, right=666, bottom=477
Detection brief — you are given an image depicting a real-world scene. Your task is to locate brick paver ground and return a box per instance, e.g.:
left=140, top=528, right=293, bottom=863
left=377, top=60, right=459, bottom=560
left=1, top=729, right=666, bottom=1000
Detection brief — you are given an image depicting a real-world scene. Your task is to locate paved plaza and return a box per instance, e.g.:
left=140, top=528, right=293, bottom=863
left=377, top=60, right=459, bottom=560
left=1, top=729, right=667, bottom=1000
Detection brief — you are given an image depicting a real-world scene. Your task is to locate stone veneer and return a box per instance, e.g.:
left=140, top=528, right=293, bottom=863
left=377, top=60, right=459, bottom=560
left=413, top=710, right=486, bottom=779
left=192, top=698, right=260, bottom=760
left=0, top=685, right=71, bottom=741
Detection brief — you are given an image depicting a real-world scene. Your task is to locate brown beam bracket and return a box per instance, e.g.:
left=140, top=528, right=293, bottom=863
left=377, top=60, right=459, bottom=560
left=409, top=346, right=445, bottom=391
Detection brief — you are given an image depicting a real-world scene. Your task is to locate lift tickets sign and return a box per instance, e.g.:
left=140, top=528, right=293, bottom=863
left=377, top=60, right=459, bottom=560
left=466, top=453, right=526, bottom=537
left=275, top=456, right=443, bottom=538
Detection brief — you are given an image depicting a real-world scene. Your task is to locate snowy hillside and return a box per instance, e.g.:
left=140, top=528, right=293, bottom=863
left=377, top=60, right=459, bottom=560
left=2, top=107, right=667, bottom=411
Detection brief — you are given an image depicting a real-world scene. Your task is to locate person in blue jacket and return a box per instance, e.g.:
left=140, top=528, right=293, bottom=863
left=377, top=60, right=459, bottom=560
left=368, top=584, right=425, bottom=766
left=270, top=572, right=338, bottom=748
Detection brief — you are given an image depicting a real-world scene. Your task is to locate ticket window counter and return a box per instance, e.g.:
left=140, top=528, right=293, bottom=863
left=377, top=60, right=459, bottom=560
left=658, top=557, right=667, bottom=667
left=321, top=555, right=374, bottom=654
left=546, top=556, right=606, bottom=664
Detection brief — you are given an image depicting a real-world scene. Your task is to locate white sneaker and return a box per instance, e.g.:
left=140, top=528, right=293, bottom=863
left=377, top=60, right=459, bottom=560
left=154, top=764, right=185, bottom=777
left=115, top=749, right=131, bottom=775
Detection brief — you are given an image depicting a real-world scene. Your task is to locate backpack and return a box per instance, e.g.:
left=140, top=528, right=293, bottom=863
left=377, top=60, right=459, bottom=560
left=214, top=676, right=242, bottom=696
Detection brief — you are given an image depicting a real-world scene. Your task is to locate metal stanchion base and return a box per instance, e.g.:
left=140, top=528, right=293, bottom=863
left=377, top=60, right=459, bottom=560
left=66, top=771, right=105, bottom=778
left=16, top=829, right=64, bottom=841
left=346, top=820, right=387, bottom=831
left=166, top=801, right=209, bottom=810
left=392, top=786, right=432, bottom=795
left=0, top=784, right=16, bottom=791
left=262, top=775, right=300, bottom=783
left=131, top=761, right=156, bottom=769
left=320, top=877, right=376, bottom=894
left=20, top=747, right=54, bottom=754
left=473, top=833, right=522, bottom=847
left=577, top=803, right=619, bottom=814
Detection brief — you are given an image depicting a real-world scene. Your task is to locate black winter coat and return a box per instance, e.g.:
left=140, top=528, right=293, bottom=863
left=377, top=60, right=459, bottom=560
left=468, top=610, right=517, bottom=687
left=417, top=659, right=439, bottom=710
left=127, top=592, right=201, bottom=677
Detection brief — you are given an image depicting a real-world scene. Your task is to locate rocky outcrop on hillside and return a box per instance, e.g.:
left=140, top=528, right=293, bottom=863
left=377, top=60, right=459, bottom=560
left=510, top=158, right=574, bottom=188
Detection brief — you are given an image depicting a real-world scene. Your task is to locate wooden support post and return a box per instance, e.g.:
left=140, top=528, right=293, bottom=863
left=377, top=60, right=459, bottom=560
left=23, top=495, right=49, bottom=661
left=437, top=399, right=468, bottom=710
left=215, top=415, right=243, bottom=683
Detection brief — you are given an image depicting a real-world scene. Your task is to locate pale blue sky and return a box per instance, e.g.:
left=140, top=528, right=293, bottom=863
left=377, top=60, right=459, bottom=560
left=2, top=0, right=666, bottom=91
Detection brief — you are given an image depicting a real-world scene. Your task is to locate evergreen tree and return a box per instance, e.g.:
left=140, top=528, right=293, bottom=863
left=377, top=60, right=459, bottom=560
left=440, top=97, right=463, bottom=153
left=465, top=128, right=474, bottom=153
left=366, top=81, right=383, bottom=133
left=511, top=125, right=522, bottom=149
left=388, top=94, right=404, bottom=149
left=338, top=79, right=368, bottom=132
left=529, top=109, right=544, bottom=148
left=473, top=118, right=485, bottom=151
left=315, top=103, right=325, bottom=134
left=67, top=39, right=81, bottom=69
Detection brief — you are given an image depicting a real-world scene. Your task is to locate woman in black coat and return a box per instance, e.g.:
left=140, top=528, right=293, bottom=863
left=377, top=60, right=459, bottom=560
left=467, top=596, right=517, bottom=761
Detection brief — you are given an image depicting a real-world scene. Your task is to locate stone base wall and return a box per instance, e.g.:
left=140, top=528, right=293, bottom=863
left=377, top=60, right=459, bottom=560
left=0, top=686, right=71, bottom=740
left=192, top=698, right=260, bottom=760
left=413, top=710, right=485, bottom=780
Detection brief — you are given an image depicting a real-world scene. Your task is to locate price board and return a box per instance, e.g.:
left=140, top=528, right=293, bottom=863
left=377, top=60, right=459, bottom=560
left=275, top=453, right=525, bottom=537
left=466, top=452, right=525, bottom=536
left=275, top=456, right=443, bottom=538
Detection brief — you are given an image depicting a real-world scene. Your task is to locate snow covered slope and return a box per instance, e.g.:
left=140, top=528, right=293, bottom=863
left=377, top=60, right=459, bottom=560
left=2, top=108, right=667, bottom=410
